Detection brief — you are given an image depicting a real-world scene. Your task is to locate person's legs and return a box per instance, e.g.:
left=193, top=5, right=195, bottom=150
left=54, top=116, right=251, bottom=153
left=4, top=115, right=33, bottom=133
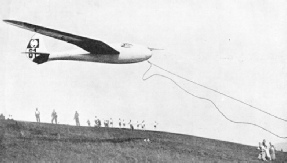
left=258, top=153, right=262, bottom=160
left=262, top=152, right=266, bottom=161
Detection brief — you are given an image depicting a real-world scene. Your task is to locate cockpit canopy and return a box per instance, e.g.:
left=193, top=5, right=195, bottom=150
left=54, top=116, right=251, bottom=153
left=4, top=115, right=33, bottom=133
left=121, top=43, right=133, bottom=48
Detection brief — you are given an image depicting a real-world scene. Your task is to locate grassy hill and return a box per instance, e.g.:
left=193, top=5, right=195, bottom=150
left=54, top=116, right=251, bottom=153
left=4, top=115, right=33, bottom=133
left=0, top=119, right=286, bottom=163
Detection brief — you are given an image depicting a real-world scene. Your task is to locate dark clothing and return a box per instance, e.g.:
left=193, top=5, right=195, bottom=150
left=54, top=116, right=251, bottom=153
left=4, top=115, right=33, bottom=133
left=51, top=111, right=57, bottom=124
left=95, top=119, right=101, bottom=127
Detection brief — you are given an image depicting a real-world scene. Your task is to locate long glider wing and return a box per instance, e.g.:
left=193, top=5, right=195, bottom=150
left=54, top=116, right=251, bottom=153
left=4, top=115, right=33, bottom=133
left=3, top=20, right=119, bottom=55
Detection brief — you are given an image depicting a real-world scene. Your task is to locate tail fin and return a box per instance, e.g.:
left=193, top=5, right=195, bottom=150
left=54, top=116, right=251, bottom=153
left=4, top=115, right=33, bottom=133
left=24, top=34, right=50, bottom=64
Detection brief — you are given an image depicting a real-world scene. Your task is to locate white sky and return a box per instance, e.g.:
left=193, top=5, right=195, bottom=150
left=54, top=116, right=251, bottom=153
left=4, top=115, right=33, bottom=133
left=1, top=0, right=287, bottom=146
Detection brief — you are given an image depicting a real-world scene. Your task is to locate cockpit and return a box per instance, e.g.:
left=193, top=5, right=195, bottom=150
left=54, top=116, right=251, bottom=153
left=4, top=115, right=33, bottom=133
left=121, top=43, right=133, bottom=48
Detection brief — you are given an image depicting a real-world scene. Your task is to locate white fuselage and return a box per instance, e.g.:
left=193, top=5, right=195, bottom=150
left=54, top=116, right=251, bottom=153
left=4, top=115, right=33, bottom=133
left=48, top=43, right=152, bottom=64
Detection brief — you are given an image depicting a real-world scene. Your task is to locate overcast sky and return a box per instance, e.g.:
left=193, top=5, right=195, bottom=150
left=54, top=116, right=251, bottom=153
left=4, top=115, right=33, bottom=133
left=1, top=0, right=287, bottom=146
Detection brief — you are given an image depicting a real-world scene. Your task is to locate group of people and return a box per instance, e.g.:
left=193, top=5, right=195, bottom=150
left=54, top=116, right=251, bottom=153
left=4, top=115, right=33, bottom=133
left=34, top=108, right=78, bottom=126
left=258, top=139, right=276, bottom=161
left=90, top=117, right=159, bottom=130
left=34, top=109, right=159, bottom=130
left=0, top=113, right=13, bottom=120
left=34, top=108, right=57, bottom=124
left=6, top=109, right=281, bottom=160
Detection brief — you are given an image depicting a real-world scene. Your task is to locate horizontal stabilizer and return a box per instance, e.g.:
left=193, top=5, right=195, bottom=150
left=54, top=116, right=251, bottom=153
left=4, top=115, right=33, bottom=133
left=21, top=52, right=50, bottom=55
left=22, top=52, right=50, bottom=64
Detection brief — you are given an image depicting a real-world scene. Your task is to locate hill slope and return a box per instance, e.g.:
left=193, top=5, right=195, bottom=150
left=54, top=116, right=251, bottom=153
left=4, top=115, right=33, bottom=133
left=0, top=119, right=286, bottom=162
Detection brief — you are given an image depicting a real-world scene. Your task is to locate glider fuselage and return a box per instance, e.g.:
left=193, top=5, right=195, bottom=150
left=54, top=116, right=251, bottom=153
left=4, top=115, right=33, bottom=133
left=48, top=43, right=152, bottom=64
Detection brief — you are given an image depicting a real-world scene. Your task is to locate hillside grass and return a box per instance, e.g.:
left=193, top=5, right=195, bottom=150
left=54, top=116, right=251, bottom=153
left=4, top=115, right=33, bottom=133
left=0, top=119, right=286, bottom=162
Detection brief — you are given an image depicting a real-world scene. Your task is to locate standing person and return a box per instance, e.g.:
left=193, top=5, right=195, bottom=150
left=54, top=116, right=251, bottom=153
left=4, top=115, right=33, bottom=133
left=269, top=142, right=276, bottom=160
left=51, top=110, right=57, bottom=124
left=122, top=119, right=125, bottom=128
left=262, top=139, right=271, bottom=160
left=118, top=118, right=121, bottom=128
left=94, top=116, right=98, bottom=127
left=128, top=120, right=134, bottom=130
left=258, top=142, right=266, bottom=161
left=35, top=108, right=40, bottom=122
left=109, top=118, right=113, bottom=127
left=74, top=111, right=80, bottom=126
left=104, top=119, right=109, bottom=127
left=98, top=119, right=102, bottom=127
left=141, top=120, right=145, bottom=130
left=87, top=119, right=90, bottom=126
left=136, top=121, right=140, bottom=129
left=154, top=121, right=158, bottom=130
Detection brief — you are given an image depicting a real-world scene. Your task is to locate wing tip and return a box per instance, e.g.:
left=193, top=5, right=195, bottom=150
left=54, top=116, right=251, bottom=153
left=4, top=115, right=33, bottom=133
left=3, top=19, right=24, bottom=26
left=3, top=19, right=15, bottom=23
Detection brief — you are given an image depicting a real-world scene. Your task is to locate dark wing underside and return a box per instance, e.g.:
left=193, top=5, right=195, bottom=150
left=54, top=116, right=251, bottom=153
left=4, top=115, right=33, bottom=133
left=3, top=20, right=119, bottom=55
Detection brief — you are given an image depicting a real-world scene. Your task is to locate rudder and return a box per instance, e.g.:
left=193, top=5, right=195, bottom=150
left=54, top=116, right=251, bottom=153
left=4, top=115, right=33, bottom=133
left=25, top=34, right=50, bottom=64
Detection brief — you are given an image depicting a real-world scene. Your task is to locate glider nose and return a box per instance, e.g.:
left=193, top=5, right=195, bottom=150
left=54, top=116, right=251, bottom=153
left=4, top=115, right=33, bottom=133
left=147, top=47, right=163, bottom=60
left=146, top=52, right=152, bottom=59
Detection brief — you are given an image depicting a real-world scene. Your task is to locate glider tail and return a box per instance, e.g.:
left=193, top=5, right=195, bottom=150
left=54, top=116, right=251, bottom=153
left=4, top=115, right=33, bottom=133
left=22, top=34, right=50, bottom=64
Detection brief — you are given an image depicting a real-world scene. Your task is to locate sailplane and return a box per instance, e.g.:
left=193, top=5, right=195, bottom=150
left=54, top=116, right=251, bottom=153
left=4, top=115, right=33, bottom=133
left=4, top=20, right=159, bottom=64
